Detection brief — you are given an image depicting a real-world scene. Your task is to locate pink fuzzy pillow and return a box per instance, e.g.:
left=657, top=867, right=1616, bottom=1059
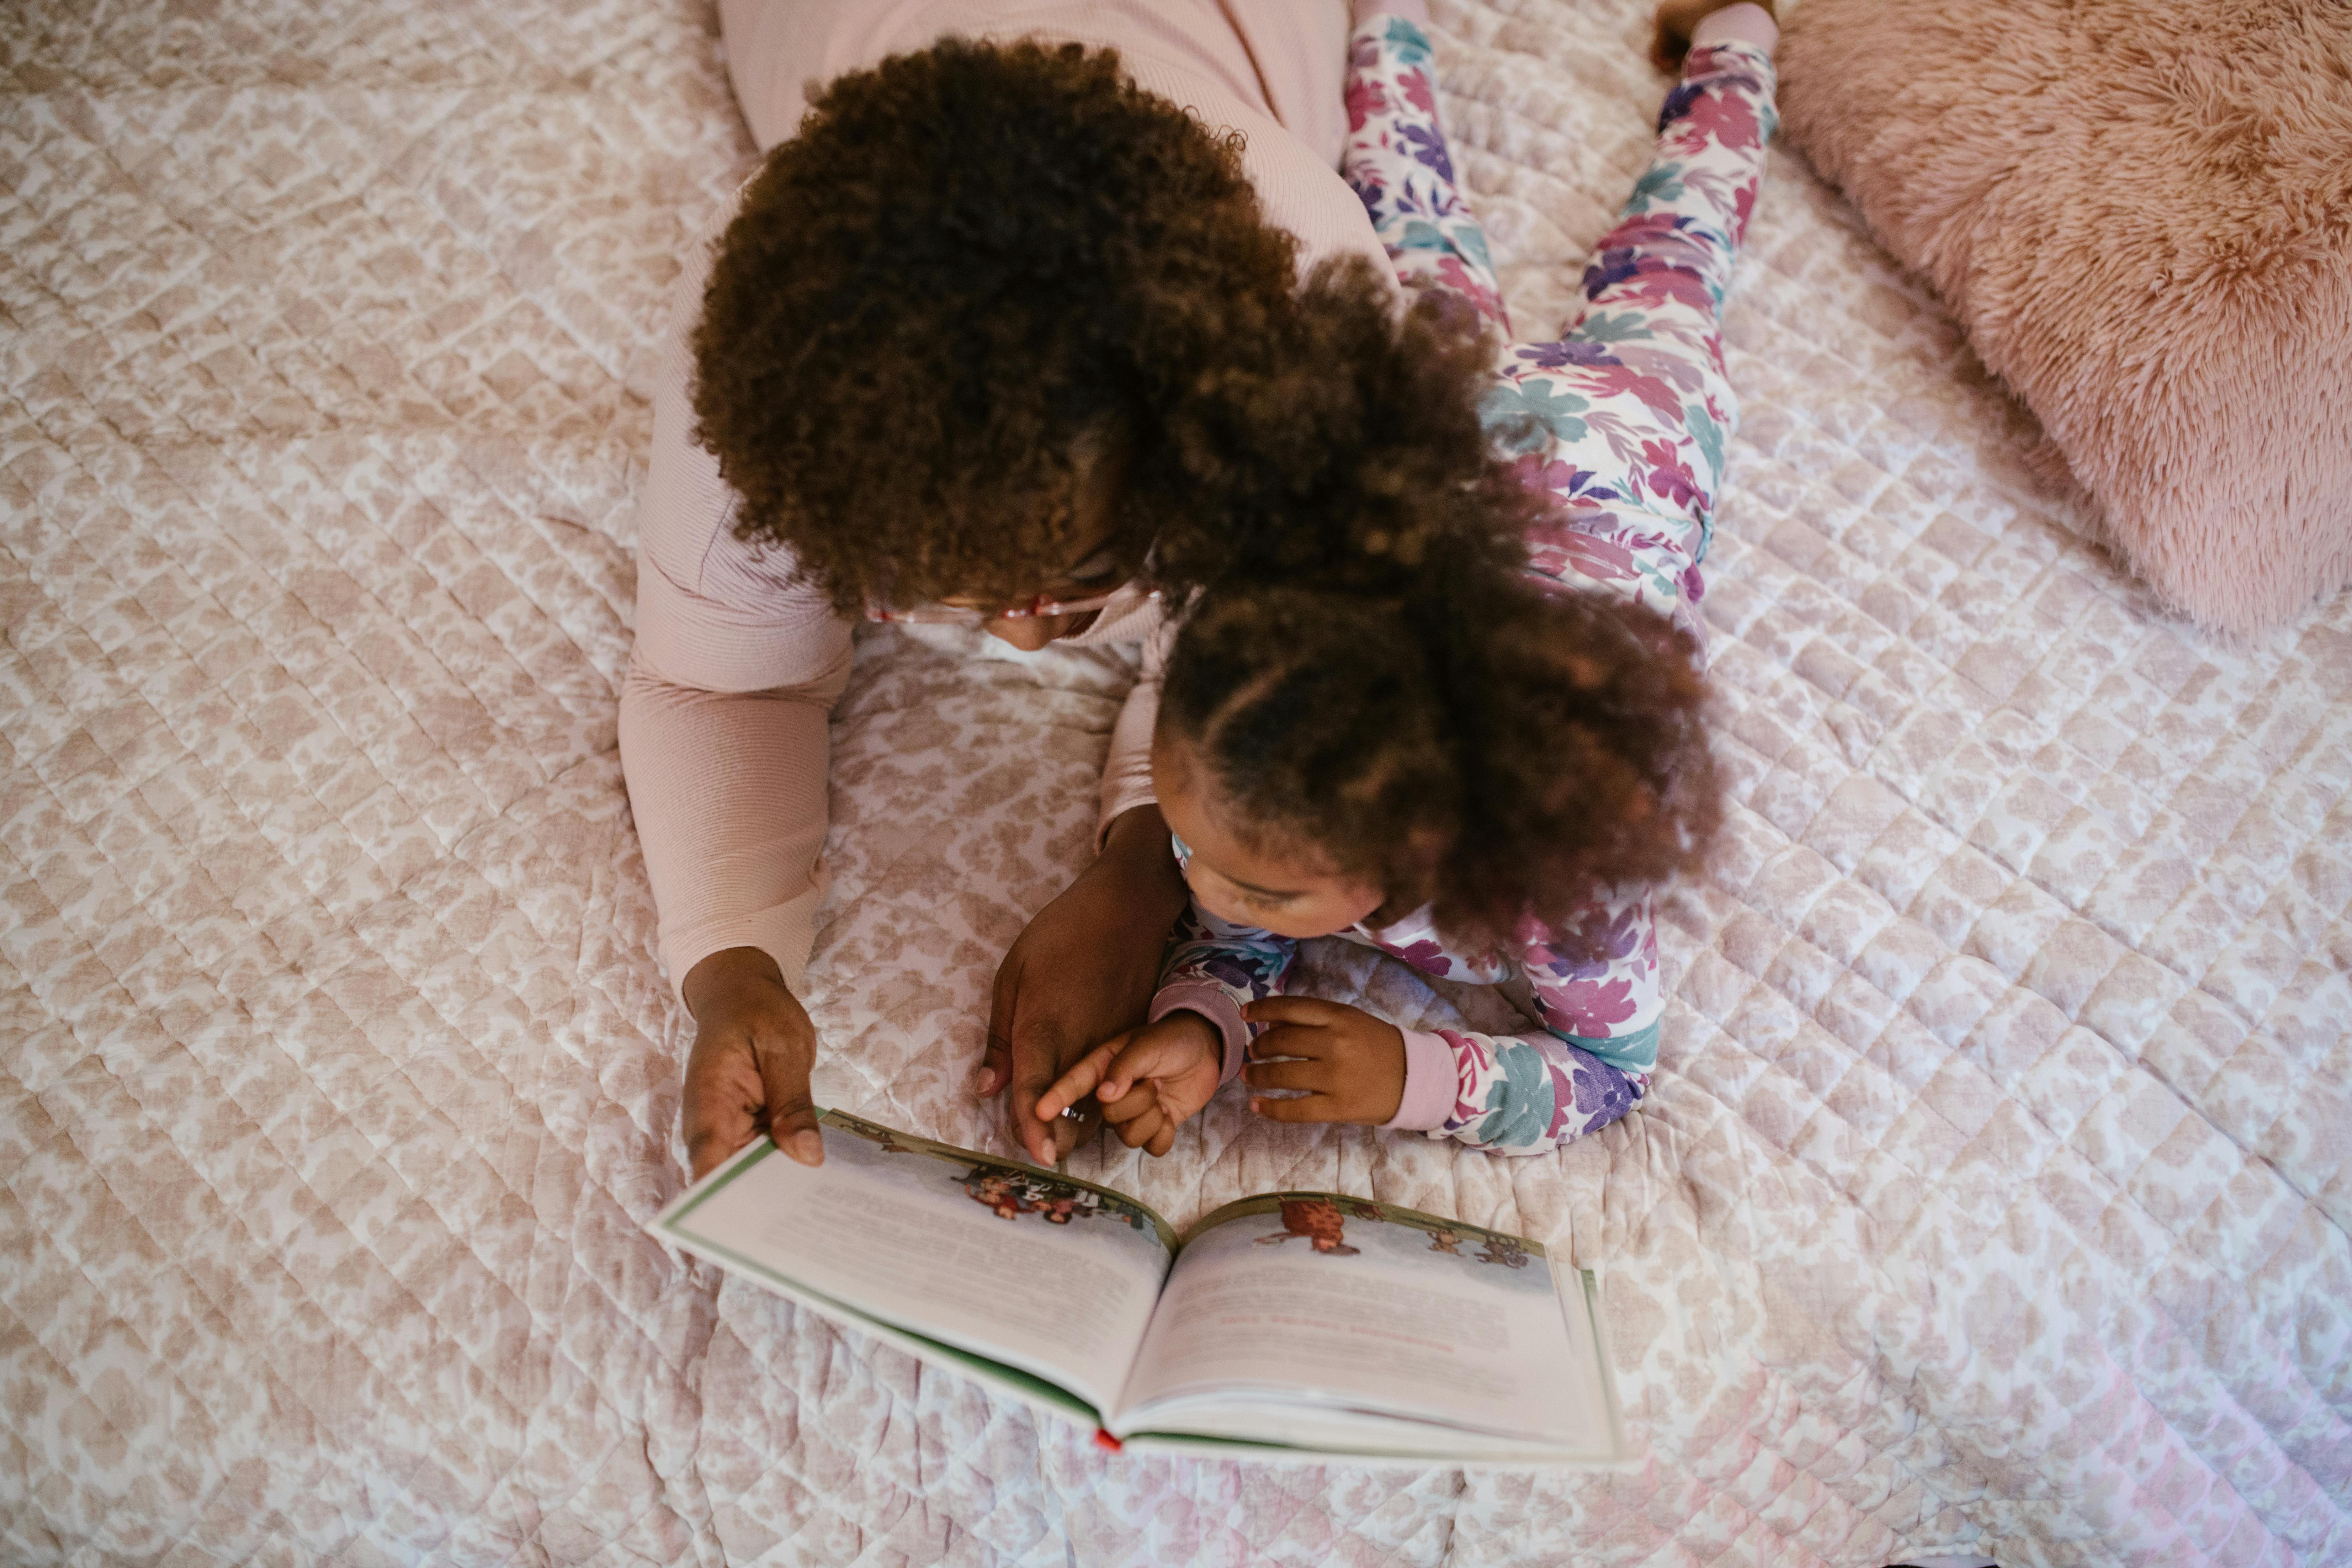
left=1777, top=0, right=2352, bottom=636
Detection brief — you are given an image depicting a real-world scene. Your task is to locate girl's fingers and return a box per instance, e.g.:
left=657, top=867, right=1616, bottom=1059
left=1099, top=1079, right=1159, bottom=1126
left=1035, top=1036, right=1123, bottom=1121
left=1242, top=1058, right=1328, bottom=1094
left=1147, top=1121, right=1176, bottom=1158
left=1099, top=1031, right=1179, bottom=1102
left=1250, top=1091, right=1342, bottom=1124
left=1114, top=1105, right=1167, bottom=1150
left=1242, top=996, right=1354, bottom=1029
left=1247, top=1023, right=1333, bottom=1063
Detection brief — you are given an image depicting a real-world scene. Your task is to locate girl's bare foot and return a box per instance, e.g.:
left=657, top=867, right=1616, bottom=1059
left=1653, top=0, right=1776, bottom=71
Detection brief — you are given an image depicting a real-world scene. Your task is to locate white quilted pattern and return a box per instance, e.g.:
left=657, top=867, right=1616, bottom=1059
left=4, top=0, right=2347, bottom=1563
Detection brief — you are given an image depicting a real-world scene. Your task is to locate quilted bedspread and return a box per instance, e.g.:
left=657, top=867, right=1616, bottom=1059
left=4, top=0, right=2348, bottom=1562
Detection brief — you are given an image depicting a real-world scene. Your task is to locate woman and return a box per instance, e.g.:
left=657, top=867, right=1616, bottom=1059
left=625, top=2, right=1416, bottom=1178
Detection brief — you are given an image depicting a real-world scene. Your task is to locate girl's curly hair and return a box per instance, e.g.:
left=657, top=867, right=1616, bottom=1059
left=692, top=37, right=1304, bottom=610
left=1140, top=251, right=1540, bottom=599
left=1160, top=562, right=1722, bottom=956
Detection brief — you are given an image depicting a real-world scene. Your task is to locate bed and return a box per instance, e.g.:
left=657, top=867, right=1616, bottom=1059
left=4, top=0, right=2346, bottom=1562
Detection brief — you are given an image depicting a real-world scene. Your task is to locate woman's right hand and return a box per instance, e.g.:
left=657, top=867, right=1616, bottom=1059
left=680, top=946, right=824, bottom=1178
left=1037, top=1012, right=1224, bottom=1158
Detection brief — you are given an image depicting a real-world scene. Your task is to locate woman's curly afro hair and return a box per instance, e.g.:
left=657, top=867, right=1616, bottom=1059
left=693, top=36, right=1326, bottom=611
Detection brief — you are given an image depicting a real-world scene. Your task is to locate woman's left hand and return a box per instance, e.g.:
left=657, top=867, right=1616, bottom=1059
left=981, top=805, right=1191, bottom=1165
left=1241, top=996, right=1408, bottom=1125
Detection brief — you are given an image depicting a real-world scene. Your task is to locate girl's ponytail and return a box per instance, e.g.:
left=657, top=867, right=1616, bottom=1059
left=1423, top=575, right=1717, bottom=949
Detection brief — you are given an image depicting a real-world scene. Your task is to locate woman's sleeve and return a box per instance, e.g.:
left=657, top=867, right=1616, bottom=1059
left=1340, top=16, right=1510, bottom=335
left=1150, top=904, right=1300, bottom=1088
left=1387, top=886, right=1658, bottom=1154
left=619, top=663, right=848, bottom=999
left=1095, top=616, right=1171, bottom=846
left=620, top=205, right=857, bottom=1001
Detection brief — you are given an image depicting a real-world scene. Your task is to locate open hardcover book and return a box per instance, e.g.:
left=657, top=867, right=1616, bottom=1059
left=648, top=1110, right=1627, bottom=1464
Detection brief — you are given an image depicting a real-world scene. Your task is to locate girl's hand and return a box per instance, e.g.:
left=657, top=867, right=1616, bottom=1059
left=1037, top=1012, right=1224, bottom=1158
left=1241, top=997, right=1408, bottom=1125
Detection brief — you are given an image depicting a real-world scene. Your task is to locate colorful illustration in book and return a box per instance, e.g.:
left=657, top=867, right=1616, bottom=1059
left=1255, top=1197, right=1360, bottom=1256
left=1477, top=1236, right=1530, bottom=1269
left=963, top=1170, right=1027, bottom=1219
left=1033, top=1173, right=1153, bottom=1231
left=950, top=1165, right=1152, bottom=1231
left=1190, top=1192, right=1549, bottom=1290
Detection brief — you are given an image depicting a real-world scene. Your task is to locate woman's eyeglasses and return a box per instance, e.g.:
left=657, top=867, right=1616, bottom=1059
left=863, top=586, right=1158, bottom=626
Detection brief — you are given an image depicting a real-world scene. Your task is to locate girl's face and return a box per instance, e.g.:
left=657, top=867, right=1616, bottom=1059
left=1152, top=737, right=1386, bottom=939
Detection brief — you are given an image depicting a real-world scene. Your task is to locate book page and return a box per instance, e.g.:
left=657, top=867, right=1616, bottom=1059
left=653, top=1113, right=1175, bottom=1415
left=1112, top=1194, right=1618, bottom=1455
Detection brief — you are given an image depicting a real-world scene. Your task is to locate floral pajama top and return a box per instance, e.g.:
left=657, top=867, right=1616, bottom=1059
left=1147, top=17, right=1778, bottom=1155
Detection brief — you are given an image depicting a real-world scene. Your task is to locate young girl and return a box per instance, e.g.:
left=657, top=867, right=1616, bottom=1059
left=1037, top=0, right=1779, bottom=1156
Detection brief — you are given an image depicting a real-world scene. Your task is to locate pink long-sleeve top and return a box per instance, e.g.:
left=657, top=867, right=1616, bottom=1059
left=620, top=1, right=1394, bottom=998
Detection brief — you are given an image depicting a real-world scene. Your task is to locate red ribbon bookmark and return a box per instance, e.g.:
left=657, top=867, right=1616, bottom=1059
left=1093, top=1429, right=1124, bottom=1453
